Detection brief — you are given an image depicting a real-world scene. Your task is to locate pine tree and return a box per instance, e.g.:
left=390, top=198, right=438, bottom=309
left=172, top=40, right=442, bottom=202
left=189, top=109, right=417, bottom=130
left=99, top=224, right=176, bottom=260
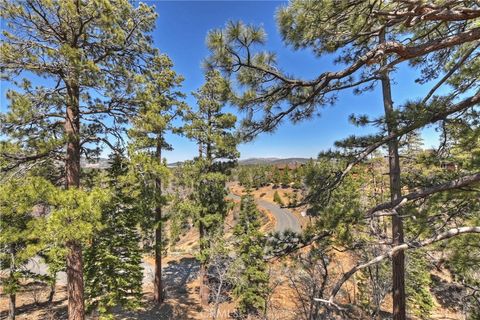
left=273, top=190, right=284, bottom=207
left=233, top=193, right=268, bottom=317
left=281, top=167, right=291, bottom=187
left=237, top=166, right=252, bottom=189
left=252, top=165, right=268, bottom=189
left=405, top=251, right=434, bottom=320
left=206, top=2, right=480, bottom=319
left=0, top=1, right=160, bottom=318
left=83, top=153, right=143, bottom=317
left=184, top=69, right=239, bottom=305
left=127, top=54, right=187, bottom=304
left=271, top=167, right=282, bottom=188
left=0, top=176, right=54, bottom=320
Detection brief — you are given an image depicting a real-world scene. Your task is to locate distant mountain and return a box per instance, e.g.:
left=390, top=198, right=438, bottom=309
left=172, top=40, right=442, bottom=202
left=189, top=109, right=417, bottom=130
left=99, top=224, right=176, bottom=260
left=81, top=157, right=312, bottom=169
left=167, top=161, right=184, bottom=168
left=80, top=158, right=111, bottom=169
left=238, top=157, right=311, bottom=165
left=238, top=157, right=280, bottom=165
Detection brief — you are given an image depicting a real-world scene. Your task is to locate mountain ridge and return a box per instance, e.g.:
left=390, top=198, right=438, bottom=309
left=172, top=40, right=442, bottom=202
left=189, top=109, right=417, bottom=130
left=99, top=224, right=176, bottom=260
left=80, top=157, right=312, bottom=168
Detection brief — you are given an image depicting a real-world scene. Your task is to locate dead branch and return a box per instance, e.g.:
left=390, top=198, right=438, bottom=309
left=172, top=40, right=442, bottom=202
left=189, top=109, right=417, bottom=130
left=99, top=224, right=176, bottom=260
left=321, top=226, right=480, bottom=307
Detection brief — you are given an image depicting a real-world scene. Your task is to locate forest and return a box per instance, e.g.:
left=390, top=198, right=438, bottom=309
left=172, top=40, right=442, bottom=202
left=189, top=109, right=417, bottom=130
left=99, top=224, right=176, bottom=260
left=0, top=1, right=479, bottom=320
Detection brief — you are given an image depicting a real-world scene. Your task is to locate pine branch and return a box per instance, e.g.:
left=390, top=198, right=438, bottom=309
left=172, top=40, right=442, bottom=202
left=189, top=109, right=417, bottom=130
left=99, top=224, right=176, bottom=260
left=321, top=226, right=480, bottom=308
left=368, top=172, right=480, bottom=217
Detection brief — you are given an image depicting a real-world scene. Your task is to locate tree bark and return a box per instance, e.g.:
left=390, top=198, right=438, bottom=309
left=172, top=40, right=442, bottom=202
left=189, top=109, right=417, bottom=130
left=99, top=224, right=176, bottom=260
left=325, top=227, right=480, bottom=305
left=8, top=247, right=16, bottom=320
left=199, top=222, right=210, bottom=305
left=199, top=141, right=211, bottom=306
left=65, top=85, right=81, bottom=189
left=48, top=281, right=56, bottom=304
left=379, top=30, right=406, bottom=320
left=65, top=84, right=84, bottom=320
left=8, top=293, right=15, bottom=320
left=154, top=139, right=164, bottom=303
left=66, top=241, right=84, bottom=320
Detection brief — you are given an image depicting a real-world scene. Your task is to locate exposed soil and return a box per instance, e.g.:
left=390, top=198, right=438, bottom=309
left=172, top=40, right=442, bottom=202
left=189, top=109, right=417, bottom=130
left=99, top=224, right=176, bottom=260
left=0, top=186, right=468, bottom=320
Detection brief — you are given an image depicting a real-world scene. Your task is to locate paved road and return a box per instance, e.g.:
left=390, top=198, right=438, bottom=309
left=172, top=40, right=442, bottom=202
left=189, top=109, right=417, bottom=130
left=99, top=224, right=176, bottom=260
left=108, top=195, right=302, bottom=287
left=228, top=193, right=302, bottom=233
left=25, top=192, right=301, bottom=286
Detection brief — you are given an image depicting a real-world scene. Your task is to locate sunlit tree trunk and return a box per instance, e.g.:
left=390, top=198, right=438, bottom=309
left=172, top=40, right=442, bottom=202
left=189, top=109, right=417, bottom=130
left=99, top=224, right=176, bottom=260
left=65, top=84, right=85, bottom=320
left=154, top=138, right=164, bottom=303
left=8, top=293, right=15, bottom=320
left=8, top=249, right=16, bottom=320
left=199, top=140, right=211, bottom=306
left=199, top=224, right=209, bottom=306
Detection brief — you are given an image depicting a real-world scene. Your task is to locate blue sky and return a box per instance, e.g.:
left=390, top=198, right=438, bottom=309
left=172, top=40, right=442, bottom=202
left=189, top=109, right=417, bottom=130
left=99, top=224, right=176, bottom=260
left=149, top=0, right=440, bottom=162
left=0, top=1, right=442, bottom=162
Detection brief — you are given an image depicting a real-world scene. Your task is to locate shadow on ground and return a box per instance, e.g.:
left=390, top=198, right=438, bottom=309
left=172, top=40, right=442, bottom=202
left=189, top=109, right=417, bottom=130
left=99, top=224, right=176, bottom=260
left=1, top=257, right=202, bottom=320
left=116, top=257, right=202, bottom=320
left=0, top=285, right=67, bottom=320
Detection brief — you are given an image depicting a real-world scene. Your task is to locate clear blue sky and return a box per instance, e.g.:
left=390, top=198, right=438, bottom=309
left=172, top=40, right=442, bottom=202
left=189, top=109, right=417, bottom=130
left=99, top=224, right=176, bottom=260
left=0, top=1, right=442, bottom=162
left=150, top=0, right=440, bottom=162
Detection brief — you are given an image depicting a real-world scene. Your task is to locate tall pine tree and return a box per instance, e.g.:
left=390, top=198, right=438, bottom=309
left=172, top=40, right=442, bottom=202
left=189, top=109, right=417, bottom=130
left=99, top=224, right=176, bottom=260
left=0, top=176, right=55, bottom=320
left=0, top=1, right=161, bottom=318
left=83, top=152, right=143, bottom=317
left=233, top=192, right=269, bottom=318
left=206, top=2, right=480, bottom=318
left=127, top=54, right=187, bottom=304
left=184, top=69, right=239, bottom=305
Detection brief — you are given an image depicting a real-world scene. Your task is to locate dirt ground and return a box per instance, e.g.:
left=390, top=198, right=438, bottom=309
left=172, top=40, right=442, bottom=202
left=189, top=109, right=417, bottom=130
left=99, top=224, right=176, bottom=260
left=0, top=187, right=467, bottom=320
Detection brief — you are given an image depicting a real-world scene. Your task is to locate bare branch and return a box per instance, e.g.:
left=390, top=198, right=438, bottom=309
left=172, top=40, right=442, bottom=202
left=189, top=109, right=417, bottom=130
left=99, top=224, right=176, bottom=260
left=323, top=226, right=480, bottom=307
left=368, top=173, right=480, bottom=216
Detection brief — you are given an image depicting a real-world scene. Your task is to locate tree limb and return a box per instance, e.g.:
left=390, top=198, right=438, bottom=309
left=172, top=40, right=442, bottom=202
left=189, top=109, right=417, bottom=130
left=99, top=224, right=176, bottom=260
left=323, top=226, right=480, bottom=306
left=368, top=172, right=480, bottom=216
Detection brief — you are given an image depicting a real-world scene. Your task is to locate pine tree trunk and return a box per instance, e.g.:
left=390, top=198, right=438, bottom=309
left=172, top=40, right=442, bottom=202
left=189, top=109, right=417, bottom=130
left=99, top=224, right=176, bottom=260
left=199, top=263, right=209, bottom=305
left=212, top=277, right=224, bottom=320
left=8, top=293, right=15, bottom=320
left=65, top=85, right=85, bottom=320
left=48, top=279, right=56, bottom=304
left=154, top=209, right=163, bottom=303
left=199, top=220, right=209, bottom=305
left=8, top=247, right=16, bottom=320
left=379, top=30, right=406, bottom=320
left=199, top=142, right=212, bottom=306
left=66, top=241, right=85, bottom=320
left=154, top=141, right=164, bottom=303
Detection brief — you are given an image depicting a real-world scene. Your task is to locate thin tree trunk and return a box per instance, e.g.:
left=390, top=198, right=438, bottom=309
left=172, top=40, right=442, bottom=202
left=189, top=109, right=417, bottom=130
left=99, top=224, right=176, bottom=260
left=199, top=223, right=210, bottom=305
left=48, top=271, right=57, bottom=304
left=379, top=30, right=406, bottom=320
left=199, top=141, right=210, bottom=306
left=65, top=84, right=85, bottom=320
left=154, top=139, right=164, bottom=303
left=48, top=280, right=56, bottom=304
left=8, top=293, right=15, bottom=320
left=212, top=277, right=224, bottom=320
left=8, top=247, right=16, bottom=320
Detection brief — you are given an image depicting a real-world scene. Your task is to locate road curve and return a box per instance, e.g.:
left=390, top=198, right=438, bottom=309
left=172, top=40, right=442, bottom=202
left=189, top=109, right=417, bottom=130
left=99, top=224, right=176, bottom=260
left=228, top=193, right=302, bottom=233
left=26, top=194, right=302, bottom=286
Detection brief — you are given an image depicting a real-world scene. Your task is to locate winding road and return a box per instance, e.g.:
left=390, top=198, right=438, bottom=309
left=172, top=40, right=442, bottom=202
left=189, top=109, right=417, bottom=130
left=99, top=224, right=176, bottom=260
left=25, top=190, right=302, bottom=287
left=227, top=192, right=302, bottom=233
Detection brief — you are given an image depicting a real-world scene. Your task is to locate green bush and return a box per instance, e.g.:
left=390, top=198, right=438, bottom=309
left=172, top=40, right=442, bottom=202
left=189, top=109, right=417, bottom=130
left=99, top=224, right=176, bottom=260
left=273, top=191, right=284, bottom=206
